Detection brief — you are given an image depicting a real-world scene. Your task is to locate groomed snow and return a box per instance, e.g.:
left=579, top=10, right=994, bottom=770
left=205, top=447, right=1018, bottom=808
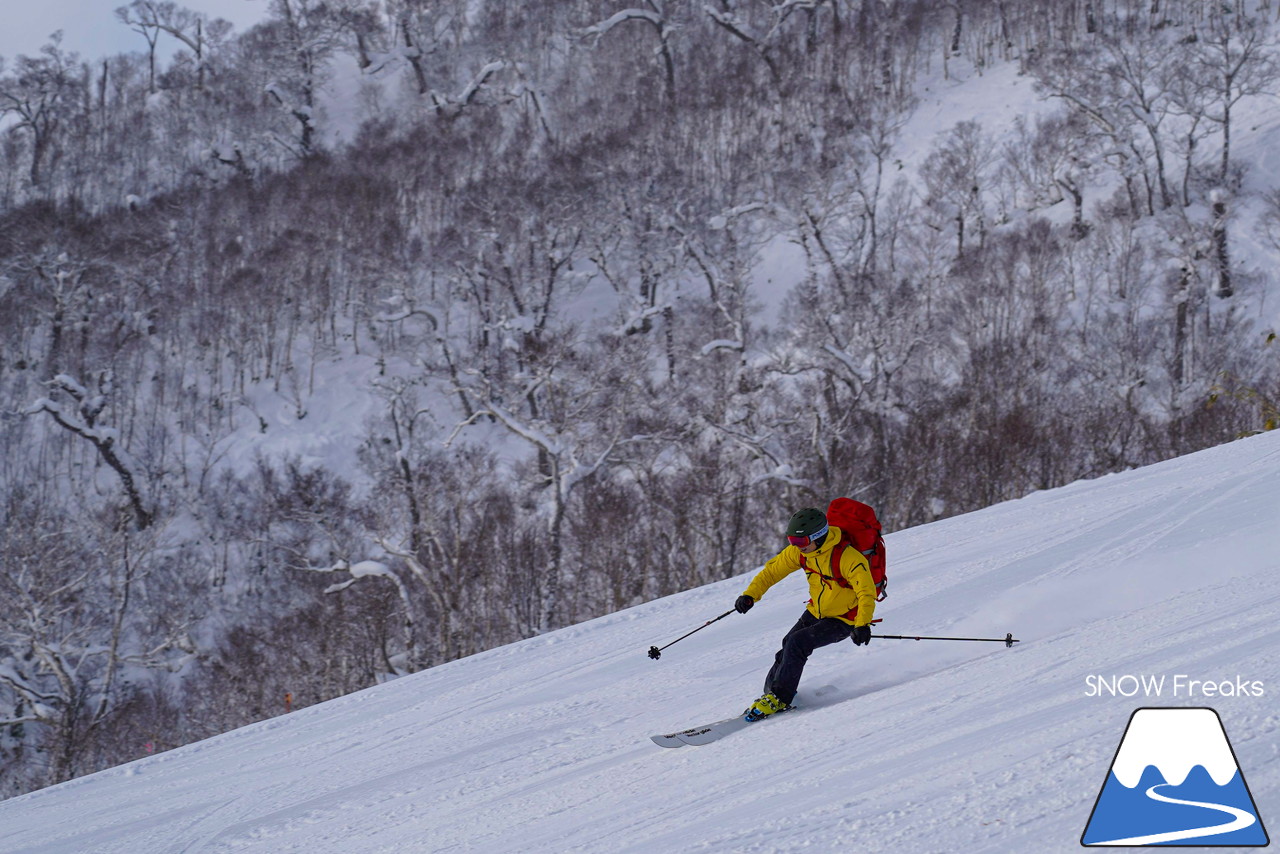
left=1, top=431, right=1278, bottom=853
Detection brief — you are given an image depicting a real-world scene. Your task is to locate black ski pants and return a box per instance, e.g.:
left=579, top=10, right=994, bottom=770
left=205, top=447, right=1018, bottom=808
left=764, top=611, right=853, bottom=706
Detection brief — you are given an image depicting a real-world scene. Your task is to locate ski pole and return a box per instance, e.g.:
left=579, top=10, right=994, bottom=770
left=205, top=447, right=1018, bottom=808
left=648, top=609, right=736, bottom=659
left=871, top=631, right=1020, bottom=648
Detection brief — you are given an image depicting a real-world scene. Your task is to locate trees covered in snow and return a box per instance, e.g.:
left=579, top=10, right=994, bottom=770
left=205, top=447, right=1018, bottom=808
left=116, top=0, right=234, bottom=92
left=0, top=494, right=192, bottom=790
left=0, top=36, right=79, bottom=188
left=25, top=372, right=153, bottom=530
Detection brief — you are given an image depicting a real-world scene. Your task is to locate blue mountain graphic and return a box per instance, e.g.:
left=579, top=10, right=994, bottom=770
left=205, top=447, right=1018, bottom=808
left=1082, top=764, right=1269, bottom=846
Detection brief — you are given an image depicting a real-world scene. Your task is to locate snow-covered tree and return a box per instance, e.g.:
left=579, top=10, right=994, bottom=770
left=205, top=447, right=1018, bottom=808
left=24, top=372, right=153, bottom=531
left=0, top=498, right=190, bottom=788
left=116, top=0, right=234, bottom=92
left=0, top=34, right=80, bottom=188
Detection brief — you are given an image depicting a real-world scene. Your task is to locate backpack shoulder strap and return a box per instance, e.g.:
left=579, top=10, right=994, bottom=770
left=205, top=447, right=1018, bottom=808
left=805, top=538, right=870, bottom=593
left=829, top=540, right=853, bottom=589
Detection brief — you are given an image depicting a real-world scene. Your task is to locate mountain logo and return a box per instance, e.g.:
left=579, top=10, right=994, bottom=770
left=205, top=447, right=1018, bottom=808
left=1081, top=707, right=1269, bottom=847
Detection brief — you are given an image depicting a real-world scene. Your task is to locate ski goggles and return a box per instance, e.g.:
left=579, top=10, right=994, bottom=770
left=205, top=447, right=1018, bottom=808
left=787, top=524, right=829, bottom=549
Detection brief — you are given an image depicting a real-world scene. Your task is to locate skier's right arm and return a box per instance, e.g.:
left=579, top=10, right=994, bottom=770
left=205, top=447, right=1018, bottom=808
left=740, top=548, right=802, bottom=604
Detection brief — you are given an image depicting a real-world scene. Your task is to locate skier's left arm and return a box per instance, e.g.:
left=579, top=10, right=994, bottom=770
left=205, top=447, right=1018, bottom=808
left=838, top=549, right=877, bottom=628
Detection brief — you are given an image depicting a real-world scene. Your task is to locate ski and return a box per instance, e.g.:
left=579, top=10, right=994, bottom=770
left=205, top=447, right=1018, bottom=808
left=650, top=706, right=795, bottom=748
left=676, top=716, right=754, bottom=745
left=651, top=716, right=738, bottom=748
left=650, top=686, right=834, bottom=748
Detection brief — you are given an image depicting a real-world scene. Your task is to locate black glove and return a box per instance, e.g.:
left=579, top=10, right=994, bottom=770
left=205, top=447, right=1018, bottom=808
left=734, top=595, right=755, bottom=614
left=851, top=625, right=871, bottom=646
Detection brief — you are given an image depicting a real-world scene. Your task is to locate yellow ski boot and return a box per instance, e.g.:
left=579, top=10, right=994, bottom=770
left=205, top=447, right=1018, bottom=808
left=743, top=692, right=791, bottom=722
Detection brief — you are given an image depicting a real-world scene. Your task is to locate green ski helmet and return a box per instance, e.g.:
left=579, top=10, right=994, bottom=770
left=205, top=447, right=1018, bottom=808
left=786, top=507, right=829, bottom=548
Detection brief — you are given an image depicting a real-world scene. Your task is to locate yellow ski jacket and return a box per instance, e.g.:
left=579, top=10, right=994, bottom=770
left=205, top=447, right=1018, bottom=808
left=741, top=526, right=878, bottom=627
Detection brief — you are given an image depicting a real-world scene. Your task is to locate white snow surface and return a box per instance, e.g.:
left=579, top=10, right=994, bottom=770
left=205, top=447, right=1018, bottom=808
left=2, top=433, right=1279, bottom=853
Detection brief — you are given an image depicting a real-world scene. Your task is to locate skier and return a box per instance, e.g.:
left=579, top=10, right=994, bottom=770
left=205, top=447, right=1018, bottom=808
left=733, top=507, right=878, bottom=721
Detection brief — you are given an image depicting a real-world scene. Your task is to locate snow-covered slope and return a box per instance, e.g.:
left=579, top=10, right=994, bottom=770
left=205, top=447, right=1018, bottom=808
left=1, top=433, right=1278, bottom=854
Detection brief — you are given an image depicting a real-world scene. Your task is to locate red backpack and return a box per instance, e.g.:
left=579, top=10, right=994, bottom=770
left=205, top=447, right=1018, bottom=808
left=824, top=497, right=888, bottom=602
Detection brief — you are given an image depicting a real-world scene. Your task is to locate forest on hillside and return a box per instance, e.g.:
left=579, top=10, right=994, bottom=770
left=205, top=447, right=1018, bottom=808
left=1, top=0, right=1278, bottom=796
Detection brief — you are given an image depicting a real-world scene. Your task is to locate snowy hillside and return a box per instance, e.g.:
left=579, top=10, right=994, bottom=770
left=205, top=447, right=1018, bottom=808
left=0, top=431, right=1276, bottom=853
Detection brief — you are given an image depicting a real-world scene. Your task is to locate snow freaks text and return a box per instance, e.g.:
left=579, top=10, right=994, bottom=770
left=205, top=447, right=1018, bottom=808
left=1085, top=675, right=1265, bottom=698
